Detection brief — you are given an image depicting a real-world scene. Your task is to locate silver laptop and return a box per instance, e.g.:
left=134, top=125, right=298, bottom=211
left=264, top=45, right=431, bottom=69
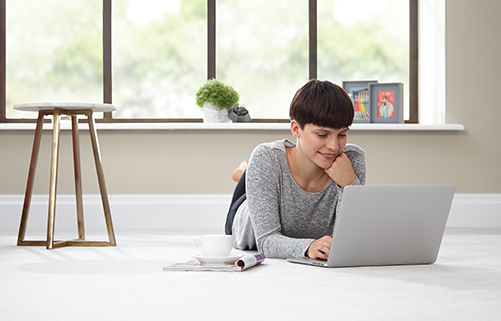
left=287, top=185, right=455, bottom=268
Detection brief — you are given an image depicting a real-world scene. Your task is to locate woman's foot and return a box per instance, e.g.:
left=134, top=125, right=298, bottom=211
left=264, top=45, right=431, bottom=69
left=232, top=161, right=248, bottom=182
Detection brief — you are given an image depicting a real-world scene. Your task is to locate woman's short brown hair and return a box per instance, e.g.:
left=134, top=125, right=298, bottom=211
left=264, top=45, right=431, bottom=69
left=289, top=79, right=354, bottom=129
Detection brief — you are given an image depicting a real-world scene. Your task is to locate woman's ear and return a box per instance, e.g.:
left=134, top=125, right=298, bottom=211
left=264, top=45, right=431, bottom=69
left=290, top=120, right=301, bottom=138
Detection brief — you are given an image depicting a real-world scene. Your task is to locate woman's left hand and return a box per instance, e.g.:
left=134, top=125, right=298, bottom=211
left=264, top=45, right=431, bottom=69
left=324, top=153, right=356, bottom=189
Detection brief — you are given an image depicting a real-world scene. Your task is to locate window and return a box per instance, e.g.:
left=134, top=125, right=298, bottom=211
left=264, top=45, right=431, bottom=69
left=4, top=0, right=103, bottom=120
left=317, top=0, right=411, bottom=120
left=0, top=0, right=418, bottom=123
left=112, top=0, right=207, bottom=119
left=418, top=0, right=445, bottom=125
left=217, top=0, right=308, bottom=119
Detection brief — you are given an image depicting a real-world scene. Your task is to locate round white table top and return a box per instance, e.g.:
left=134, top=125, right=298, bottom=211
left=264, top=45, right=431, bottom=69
left=13, top=102, right=116, bottom=113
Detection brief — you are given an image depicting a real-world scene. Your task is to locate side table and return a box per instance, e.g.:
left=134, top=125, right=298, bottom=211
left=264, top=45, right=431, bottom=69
left=14, top=102, right=117, bottom=249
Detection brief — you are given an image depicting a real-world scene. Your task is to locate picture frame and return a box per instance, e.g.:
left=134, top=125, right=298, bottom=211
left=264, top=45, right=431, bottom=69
left=368, top=82, right=404, bottom=124
left=342, top=80, right=378, bottom=123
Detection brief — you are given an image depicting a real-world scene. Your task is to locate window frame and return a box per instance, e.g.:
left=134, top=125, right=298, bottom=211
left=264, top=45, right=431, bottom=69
left=0, top=0, right=418, bottom=124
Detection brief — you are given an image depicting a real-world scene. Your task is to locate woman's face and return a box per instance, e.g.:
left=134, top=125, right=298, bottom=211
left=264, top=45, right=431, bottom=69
left=293, top=121, right=349, bottom=169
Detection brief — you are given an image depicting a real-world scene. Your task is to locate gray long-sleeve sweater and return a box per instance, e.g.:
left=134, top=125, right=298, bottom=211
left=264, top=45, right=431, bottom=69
left=232, top=139, right=366, bottom=259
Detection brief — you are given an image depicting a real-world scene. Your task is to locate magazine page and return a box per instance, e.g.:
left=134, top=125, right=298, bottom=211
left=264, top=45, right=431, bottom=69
left=236, top=253, right=265, bottom=271
left=163, top=253, right=265, bottom=272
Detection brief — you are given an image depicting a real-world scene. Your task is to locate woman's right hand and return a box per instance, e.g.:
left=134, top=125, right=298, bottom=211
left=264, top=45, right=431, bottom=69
left=306, top=235, right=333, bottom=260
left=324, top=152, right=356, bottom=189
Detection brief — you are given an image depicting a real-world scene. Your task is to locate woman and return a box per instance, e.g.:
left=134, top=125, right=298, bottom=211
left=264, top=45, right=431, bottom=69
left=225, top=79, right=366, bottom=259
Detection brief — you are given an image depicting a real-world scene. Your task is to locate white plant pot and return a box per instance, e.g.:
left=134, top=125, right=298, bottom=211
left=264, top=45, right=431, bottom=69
left=203, top=102, right=231, bottom=123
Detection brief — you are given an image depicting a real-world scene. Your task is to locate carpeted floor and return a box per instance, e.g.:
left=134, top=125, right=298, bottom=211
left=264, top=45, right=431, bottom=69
left=1, top=228, right=500, bottom=321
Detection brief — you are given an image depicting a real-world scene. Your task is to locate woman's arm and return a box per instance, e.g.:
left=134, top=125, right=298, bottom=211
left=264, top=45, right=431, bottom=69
left=306, top=145, right=366, bottom=259
left=246, top=144, right=315, bottom=259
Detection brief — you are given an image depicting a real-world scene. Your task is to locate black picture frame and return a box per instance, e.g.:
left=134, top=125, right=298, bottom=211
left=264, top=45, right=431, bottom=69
left=342, top=80, right=378, bottom=123
left=368, top=83, right=404, bottom=123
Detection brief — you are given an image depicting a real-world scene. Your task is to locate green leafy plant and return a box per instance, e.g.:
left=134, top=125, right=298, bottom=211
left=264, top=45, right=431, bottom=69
left=196, top=79, right=239, bottom=111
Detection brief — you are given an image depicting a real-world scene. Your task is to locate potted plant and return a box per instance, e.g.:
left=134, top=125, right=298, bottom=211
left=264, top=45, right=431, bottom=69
left=196, top=79, right=239, bottom=123
left=229, top=104, right=251, bottom=122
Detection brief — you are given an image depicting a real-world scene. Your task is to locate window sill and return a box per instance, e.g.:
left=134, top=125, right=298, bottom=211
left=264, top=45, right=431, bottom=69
left=0, top=122, right=465, bottom=131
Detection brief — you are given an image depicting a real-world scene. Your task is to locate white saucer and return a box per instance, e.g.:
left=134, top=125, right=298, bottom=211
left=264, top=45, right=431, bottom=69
left=192, top=254, right=243, bottom=266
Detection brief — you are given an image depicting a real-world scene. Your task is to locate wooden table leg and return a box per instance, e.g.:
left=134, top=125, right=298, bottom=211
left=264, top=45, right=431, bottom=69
left=71, top=115, right=85, bottom=240
left=46, top=109, right=62, bottom=249
left=87, top=111, right=117, bottom=246
left=17, top=112, right=45, bottom=245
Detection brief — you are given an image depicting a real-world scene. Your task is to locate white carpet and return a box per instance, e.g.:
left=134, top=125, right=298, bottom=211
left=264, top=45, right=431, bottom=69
left=1, top=228, right=500, bottom=321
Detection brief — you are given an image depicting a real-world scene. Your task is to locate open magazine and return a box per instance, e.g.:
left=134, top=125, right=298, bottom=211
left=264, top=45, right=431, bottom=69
left=163, top=253, right=265, bottom=272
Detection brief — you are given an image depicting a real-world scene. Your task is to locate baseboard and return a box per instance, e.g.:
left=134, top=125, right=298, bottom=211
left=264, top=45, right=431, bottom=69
left=1, top=194, right=500, bottom=235
left=0, top=194, right=232, bottom=236
left=448, top=194, right=501, bottom=228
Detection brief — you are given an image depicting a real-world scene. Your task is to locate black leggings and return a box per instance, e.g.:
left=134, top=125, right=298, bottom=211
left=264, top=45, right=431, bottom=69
left=225, top=170, right=246, bottom=235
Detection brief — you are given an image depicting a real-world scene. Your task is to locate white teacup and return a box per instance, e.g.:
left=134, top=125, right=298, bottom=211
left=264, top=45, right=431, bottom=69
left=193, top=235, right=233, bottom=257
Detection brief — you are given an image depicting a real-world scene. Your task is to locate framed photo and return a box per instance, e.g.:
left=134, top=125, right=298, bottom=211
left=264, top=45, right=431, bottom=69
left=342, top=80, right=378, bottom=123
left=369, top=82, right=404, bottom=123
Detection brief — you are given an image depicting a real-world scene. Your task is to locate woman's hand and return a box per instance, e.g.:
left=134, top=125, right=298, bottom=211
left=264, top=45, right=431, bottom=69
left=306, top=235, right=333, bottom=260
left=324, top=152, right=356, bottom=189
